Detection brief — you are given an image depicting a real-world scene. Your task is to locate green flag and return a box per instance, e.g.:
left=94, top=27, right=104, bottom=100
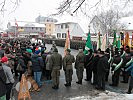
left=113, top=30, right=117, bottom=47
left=84, top=31, right=93, bottom=54
left=117, top=35, right=121, bottom=49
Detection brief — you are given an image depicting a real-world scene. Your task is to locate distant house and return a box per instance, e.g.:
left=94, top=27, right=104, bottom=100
left=120, top=16, right=133, bottom=37
left=55, top=22, right=85, bottom=40
left=6, top=21, right=45, bottom=38
left=45, top=22, right=55, bottom=36
left=35, top=15, right=58, bottom=23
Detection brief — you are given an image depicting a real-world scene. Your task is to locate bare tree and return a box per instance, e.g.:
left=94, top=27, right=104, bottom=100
left=0, top=0, right=21, bottom=15
left=91, top=9, right=127, bottom=36
left=55, top=0, right=133, bottom=16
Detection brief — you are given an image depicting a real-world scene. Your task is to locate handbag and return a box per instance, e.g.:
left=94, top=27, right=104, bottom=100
left=16, top=63, right=23, bottom=72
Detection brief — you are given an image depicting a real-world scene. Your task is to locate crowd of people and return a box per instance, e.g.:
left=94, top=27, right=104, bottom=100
left=0, top=38, right=133, bottom=100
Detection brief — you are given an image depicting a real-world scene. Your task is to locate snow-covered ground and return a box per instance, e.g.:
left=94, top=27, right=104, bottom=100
left=70, top=91, right=133, bottom=100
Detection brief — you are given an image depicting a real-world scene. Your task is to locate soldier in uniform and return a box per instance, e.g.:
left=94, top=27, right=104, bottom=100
left=63, top=49, right=75, bottom=87
left=110, top=48, right=121, bottom=86
left=75, top=47, right=85, bottom=84
left=50, top=48, right=62, bottom=89
left=121, top=46, right=131, bottom=83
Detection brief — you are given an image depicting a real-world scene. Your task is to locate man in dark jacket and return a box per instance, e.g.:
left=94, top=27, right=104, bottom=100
left=121, top=46, right=131, bottom=83
left=84, top=49, right=94, bottom=81
left=91, top=51, right=100, bottom=85
left=110, top=49, right=121, bottom=86
left=32, top=50, right=44, bottom=88
left=0, top=63, right=7, bottom=100
left=96, top=51, right=108, bottom=91
left=50, top=48, right=62, bottom=89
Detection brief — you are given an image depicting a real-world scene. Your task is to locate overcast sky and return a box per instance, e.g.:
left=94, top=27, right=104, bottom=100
left=1, top=0, right=133, bottom=33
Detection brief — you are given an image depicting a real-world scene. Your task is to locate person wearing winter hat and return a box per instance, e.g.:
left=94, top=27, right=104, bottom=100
left=31, top=50, right=44, bottom=89
left=1, top=56, right=14, bottom=100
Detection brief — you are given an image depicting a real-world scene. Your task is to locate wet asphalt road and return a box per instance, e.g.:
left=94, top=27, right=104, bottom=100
left=14, top=44, right=129, bottom=100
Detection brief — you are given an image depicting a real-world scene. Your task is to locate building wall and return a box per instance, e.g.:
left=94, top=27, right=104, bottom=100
left=45, top=23, right=55, bottom=35
left=55, top=23, right=85, bottom=39
left=7, top=26, right=45, bottom=38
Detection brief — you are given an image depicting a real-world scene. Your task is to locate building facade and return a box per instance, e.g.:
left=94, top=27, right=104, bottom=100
left=45, top=22, right=55, bottom=36
left=35, top=15, right=58, bottom=23
left=6, top=21, right=45, bottom=38
left=55, top=22, right=85, bottom=40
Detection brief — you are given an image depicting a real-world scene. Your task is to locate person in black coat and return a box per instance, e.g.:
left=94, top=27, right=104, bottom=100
left=110, top=49, right=121, bottom=86
left=104, top=48, right=110, bottom=82
left=91, top=50, right=100, bottom=85
left=121, top=47, right=131, bottom=83
left=84, top=49, right=94, bottom=81
left=96, top=51, right=108, bottom=91
left=0, top=63, right=7, bottom=99
left=17, top=54, right=26, bottom=81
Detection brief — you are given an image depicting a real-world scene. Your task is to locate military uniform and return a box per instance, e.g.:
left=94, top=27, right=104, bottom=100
left=75, top=50, right=85, bottom=84
left=110, top=54, right=121, bottom=86
left=121, top=53, right=131, bottom=83
left=63, top=49, right=75, bottom=86
left=50, top=48, right=62, bottom=89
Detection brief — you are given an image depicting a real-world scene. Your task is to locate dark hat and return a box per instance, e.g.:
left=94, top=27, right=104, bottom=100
left=66, top=49, right=71, bottom=52
left=105, top=48, right=110, bottom=53
left=53, top=48, right=58, bottom=52
left=126, top=46, right=129, bottom=48
left=100, top=51, right=104, bottom=54
left=35, top=50, right=41, bottom=54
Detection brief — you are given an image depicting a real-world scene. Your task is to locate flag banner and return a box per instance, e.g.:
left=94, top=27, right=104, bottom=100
left=124, top=32, right=130, bottom=47
left=64, top=29, right=70, bottom=55
left=97, top=32, right=101, bottom=50
left=15, top=19, right=18, bottom=29
left=84, top=31, right=93, bottom=54
left=120, top=32, right=124, bottom=46
left=113, top=30, right=117, bottom=47
left=131, top=32, right=133, bottom=48
left=101, top=34, right=107, bottom=51
left=117, top=35, right=121, bottom=49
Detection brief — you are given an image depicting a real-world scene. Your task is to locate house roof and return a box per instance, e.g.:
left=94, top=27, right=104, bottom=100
left=55, top=22, right=77, bottom=25
left=8, top=21, right=45, bottom=28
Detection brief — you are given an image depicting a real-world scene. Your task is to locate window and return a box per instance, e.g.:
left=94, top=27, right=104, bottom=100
left=49, top=29, right=51, bottom=31
left=65, top=24, right=68, bottom=28
left=21, top=27, right=23, bottom=29
left=36, top=27, right=38, bottom=30
left=57, top=33, right=61, bottom=38
left=32, top=27, right=34, bottom=30
left=40, top=28, right=42, bottom=31
left=61, top=24, right=63, bottom=29
left=62, top=33, right=66, bottom=38
left=49, top=24, right=51, bottom=27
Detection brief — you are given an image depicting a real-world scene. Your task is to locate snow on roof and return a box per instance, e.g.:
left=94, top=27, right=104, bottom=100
left=9, top=21, right=45, bottom=28
left=120, top=16, right=133, bottom=30
left=55, top=21, right=77, bottom=25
